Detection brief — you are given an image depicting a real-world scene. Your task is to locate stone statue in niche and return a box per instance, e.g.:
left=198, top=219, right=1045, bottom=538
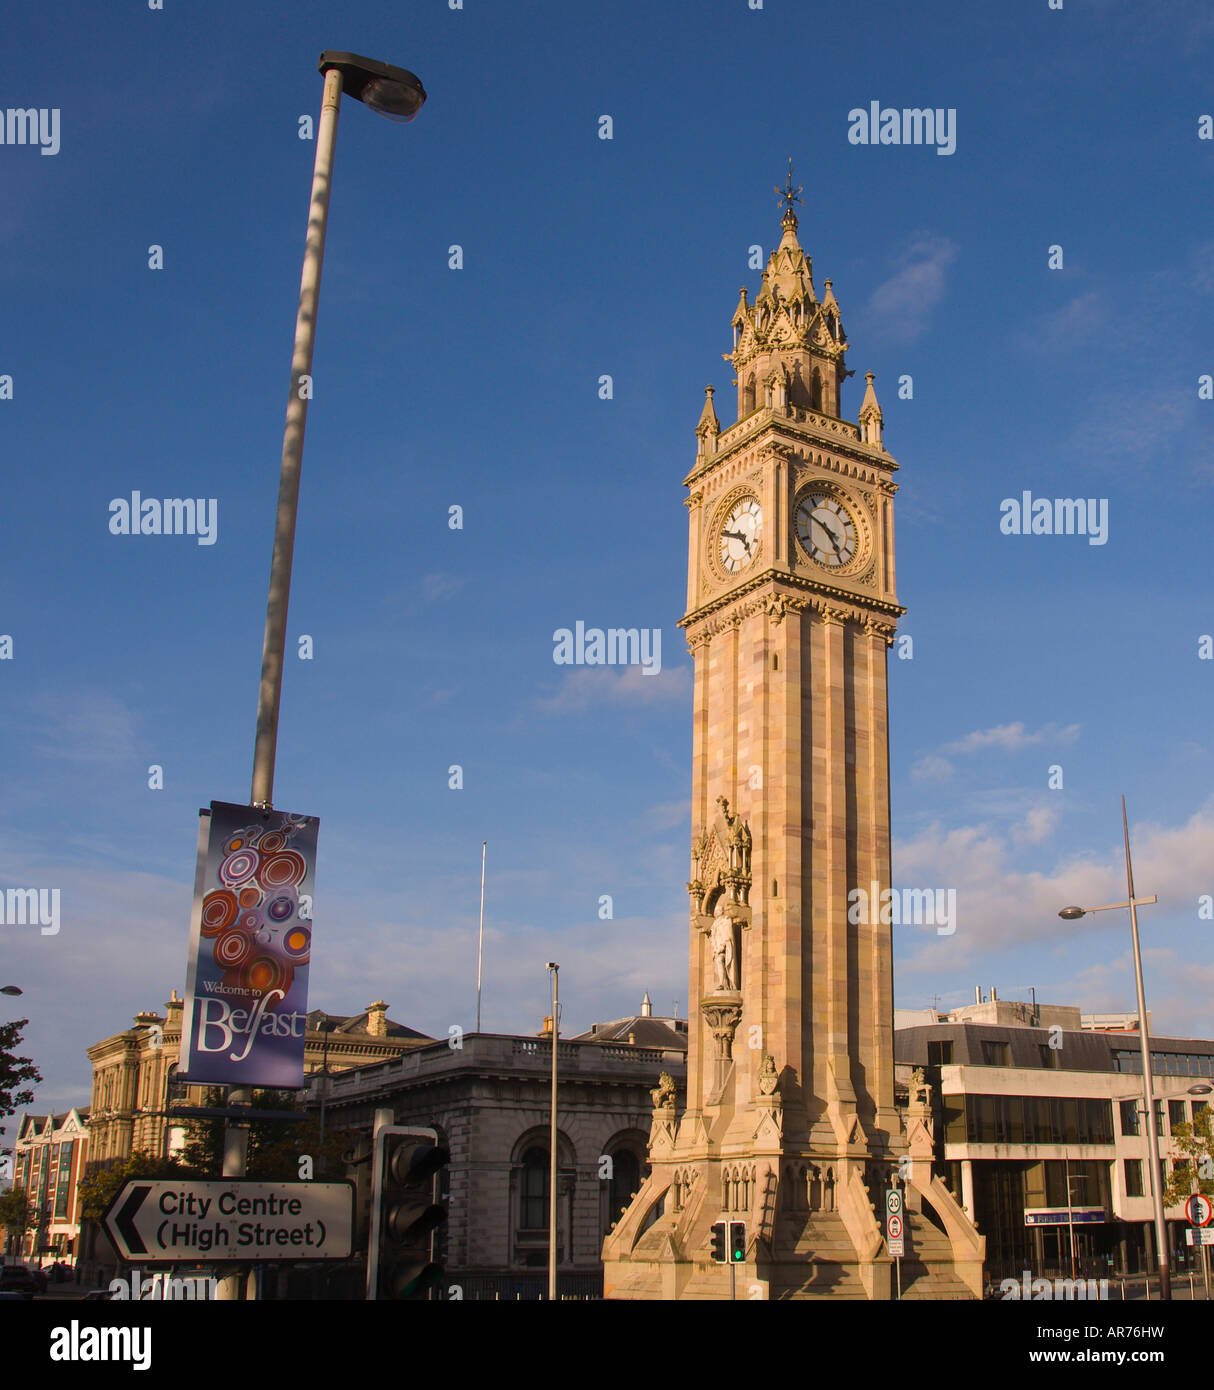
left=711, top=898, right=738, bottom=991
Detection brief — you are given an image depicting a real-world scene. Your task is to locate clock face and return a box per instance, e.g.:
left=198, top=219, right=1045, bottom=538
left=796, top=492, right=858, bottom=568
left=718, top=497, right=763, bottom=574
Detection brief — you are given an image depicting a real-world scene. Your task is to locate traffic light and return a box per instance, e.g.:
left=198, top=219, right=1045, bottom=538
left=368, top=1125, right=450, bottom=1300
left=729, top=1220, right=746, bottom=1263
left=710, top=1220, right=728, bottom=1263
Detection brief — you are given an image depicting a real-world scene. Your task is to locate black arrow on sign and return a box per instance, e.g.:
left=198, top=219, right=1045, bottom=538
left=112, top=1184, right=150, bottom=1256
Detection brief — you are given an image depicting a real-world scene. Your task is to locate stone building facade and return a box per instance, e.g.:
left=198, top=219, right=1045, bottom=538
left=7, top=1108, right=90, bottom=1262
left=310, top=1012, right=687, bottom=1299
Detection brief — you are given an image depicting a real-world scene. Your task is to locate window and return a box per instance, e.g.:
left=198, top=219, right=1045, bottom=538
left=1120, top=1099, right=1140, bottom=1137
left=519, top=1147, right=549, bottom=1231
left=1169, top=1100, right=1187, bottom=1132
left=1123, top=1160, right=1143, bottom=1198
left=927, top=1040, right=953, bottom=1067
left=609, top=1150, right=642, bottom=1229
left=981, top=1040, right=1010, bottom=1067
left=1038, top=1044, right=1058, bottom=1069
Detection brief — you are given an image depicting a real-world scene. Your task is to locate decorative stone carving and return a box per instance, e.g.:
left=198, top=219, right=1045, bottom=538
left=701, top=996, right=743, bottom=1099
left=757, top=1053, right=780, bottom=1097
left=711, top=899, right=738, bottom=990
left=651, top=1071, right=678, bottom=1113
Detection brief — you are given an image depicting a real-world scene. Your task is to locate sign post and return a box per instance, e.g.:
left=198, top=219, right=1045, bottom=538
left=1185, top=1193, right=1213, bottom=1300
left=103, top=1180, right=353, bottom=1264
left=886, top=1189, right=903, bottom=1298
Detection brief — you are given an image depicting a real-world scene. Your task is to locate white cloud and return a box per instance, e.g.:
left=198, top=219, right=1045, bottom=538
left=863, top=234, right=957, bottom=344
left=534, top=665, right=691, bottom=714
left=911, top=754, right=955, bottom=783
left=943, top=721, right=1080, bottom=756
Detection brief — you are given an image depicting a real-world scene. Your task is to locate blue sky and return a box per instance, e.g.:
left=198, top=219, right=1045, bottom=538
left=2, top=0, right=1212, bottom=1125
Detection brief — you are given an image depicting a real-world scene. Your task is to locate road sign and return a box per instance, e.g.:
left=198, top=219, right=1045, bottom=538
left=103, top=1180, right=353, bottom=1262
left=1185, top=1194, right=1213, bottom=1227
left=888, top=1237, right=905, bottom=1257
left=887, top=1213, right=903, bottom=1241
left=886, top=1189, right=902, bottom=1216
left=1185, top=1228, right=1214, bottom=1246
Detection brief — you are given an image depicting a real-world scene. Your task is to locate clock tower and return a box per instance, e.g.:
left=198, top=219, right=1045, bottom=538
left=601, top=179, right=984, bottom=1299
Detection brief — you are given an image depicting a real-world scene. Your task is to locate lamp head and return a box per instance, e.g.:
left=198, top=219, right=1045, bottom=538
left=1058, top=906, right=1086, bottom=921
left=318, top=51, right=426, bottom=122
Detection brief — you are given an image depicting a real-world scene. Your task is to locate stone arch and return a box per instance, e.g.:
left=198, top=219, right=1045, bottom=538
left=601, top=1127, right=649, bottom=1235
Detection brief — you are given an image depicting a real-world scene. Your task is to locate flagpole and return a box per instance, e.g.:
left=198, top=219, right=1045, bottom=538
left=476, top=841, right=487, bottom=1033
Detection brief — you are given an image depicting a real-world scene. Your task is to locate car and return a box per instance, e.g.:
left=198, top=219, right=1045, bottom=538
left=81, top=1288, right=115, bottom=1301
left=0, top=1265, right=45, bottom=1295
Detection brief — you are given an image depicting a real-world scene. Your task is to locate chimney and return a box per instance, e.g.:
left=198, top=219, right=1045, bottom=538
left=628, top=1031, right=636, bottom=1045
left=366, top=1001, right=389, bottom=1038
left=165, top=990, right=183, bottom=1018
left=991, top=986, right=998, bottom=1002
left=641, top=992, right=652, bottom=1018
left=975, top=986, right=982, bottom=1004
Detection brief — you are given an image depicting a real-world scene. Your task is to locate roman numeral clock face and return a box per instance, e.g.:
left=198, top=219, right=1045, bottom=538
left=718, top=497, right=762, bottom=574
left=796, top=492, right=858, bottom=568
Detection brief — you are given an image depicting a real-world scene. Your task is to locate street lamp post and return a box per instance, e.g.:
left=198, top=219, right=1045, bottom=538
left=1059, top=796, right=1168, bottom=1299
left=218, top=50, right=424, bottom=1303
left=546, top=963, right=559, bottom=1302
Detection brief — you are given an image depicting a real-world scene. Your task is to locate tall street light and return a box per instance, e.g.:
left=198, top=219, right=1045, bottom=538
left=546, top=962, right=559, bottom=1302
left=251, top=50, right=426, bottom=810
left=1059, top=796, right=1167, bottom=1298
left=219, top=52, right=424, bottom=1302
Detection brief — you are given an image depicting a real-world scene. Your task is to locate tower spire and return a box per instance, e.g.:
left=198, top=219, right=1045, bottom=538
left=774, top=157, right=803, bottom=233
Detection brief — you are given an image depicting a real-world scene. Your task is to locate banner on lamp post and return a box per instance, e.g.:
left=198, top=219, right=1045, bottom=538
left=179, top=801, right=319, bottom=1088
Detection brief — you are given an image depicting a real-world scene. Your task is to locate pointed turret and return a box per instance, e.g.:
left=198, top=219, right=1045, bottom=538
left=695, top=384, right=720, bottom=457
left=858, top=370, right=883, bottom=448
left=726, top=169, right=850, bottom=424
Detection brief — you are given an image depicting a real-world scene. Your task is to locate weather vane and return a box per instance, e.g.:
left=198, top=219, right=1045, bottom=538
left=775, top=158, right=803, bottom=219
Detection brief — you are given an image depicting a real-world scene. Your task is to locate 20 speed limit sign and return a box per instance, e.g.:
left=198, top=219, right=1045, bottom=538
left=887, top=1190, right=902, bottom=1216
left=1185, top=1194, right=1213, bottom=1227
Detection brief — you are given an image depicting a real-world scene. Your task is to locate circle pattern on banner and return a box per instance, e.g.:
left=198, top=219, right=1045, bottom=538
left=200, top=889, right=239, bottom=937
left=258, top=831, right=288, bottom=855
left=266, top=892, right=296, bottom=924
left=240, top=955, right=293, bottom=996
left=214, top=929, right=253, bottom=968
left=258, top=850, right=306, bottom=889
left=281, top=925, right=311, bottom=964
left=220, top=848, right=260, bottom=886
left=238, top=909, right=262, bottom=934
left=237, top=885, right=263, bottom=910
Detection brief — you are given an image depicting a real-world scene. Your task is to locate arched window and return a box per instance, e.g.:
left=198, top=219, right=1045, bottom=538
left=743, top=375, right=756, bottom=415
left=520, top=1146, right=548, bottom=1231
left=611, top=1149, right=642, bottom=1225
left=810, top=367, right=823, bottom=412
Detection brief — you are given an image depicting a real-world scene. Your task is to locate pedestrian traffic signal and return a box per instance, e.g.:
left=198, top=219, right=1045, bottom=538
left=368, top=1126, right=450, bottom=1300
left=710, top=1220, right=728, bottom=1263
left=729, top=1220, right=746, bottom=1263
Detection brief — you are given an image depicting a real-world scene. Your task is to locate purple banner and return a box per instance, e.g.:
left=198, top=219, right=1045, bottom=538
left=179, top=801, right=319, bottom=1088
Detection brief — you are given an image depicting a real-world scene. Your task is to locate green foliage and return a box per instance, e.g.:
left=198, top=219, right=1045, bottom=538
left=177, top=1089, right=353, bottom=1181
left=0, top=1019, right=43, bottom=1126
left=77, top=1152, right=196, bottom=1222
left=0, top=1183, right=33, bottom=1235
left=1162, top=1106, right=1214, bottom=1209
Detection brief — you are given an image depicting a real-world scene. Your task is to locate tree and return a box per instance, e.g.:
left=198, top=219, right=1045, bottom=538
left=77, top=1152, right=196, bottom=1223
left=0, top=1018, right=43, bottom=1143
left=178, top=1089, right=352, bottom=1180
left=0, top=1184, right=33, bottom=1252
left=1163, top=1107, right=1214, bottom=1209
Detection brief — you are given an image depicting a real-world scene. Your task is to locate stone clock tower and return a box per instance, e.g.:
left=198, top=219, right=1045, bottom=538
left=601, top=181, right=984, bottom=1300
